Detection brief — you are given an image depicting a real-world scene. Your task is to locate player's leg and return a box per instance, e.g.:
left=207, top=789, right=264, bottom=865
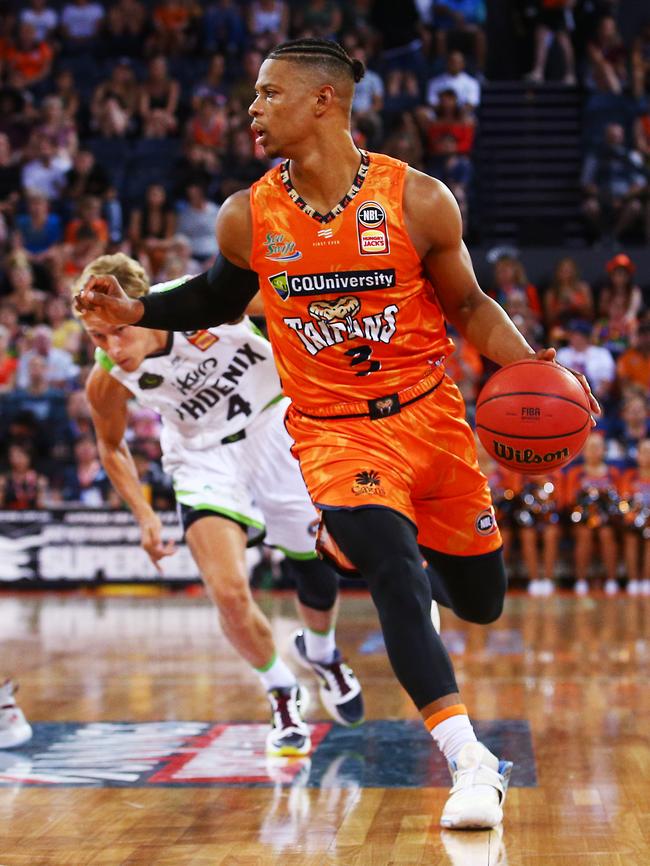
left=324, top=506, right=511, bottom=830
left=598, top=525, right=619, bottom=593
left=519, top=527, right=540, bottom=592
left=184, top=512, right=310, bottom=757
left=624, top=532, right=640, bottom=593
left=573, top=525, right=592, bottom=594
left=248, top=399, right=364, bottom=726
left=0, top=679, right=32, bottom=749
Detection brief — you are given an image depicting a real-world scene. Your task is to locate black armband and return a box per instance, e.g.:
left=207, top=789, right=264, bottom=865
left=137, top=254, right=260, bottom=331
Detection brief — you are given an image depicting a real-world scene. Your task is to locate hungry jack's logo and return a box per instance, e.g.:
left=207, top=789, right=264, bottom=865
left=357, top=201, right=389, bottom=256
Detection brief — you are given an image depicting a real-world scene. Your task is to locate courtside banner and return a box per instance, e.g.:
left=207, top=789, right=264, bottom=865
left=0, top=509, right=199, bottom=584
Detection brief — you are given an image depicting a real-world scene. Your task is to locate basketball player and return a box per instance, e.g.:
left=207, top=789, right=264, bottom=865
left=0, top=680, right=32, bottom=749
left=74, top=252, right=364, bottom=758
left=76, top=40, right=598, bottom=828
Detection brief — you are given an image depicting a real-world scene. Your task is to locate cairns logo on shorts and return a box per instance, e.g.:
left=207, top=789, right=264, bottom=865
left=357, top=201, right=389, bottom=255
left=352, top=470, right=386, bottom=497
left=475, top=508, right=497, bottom=536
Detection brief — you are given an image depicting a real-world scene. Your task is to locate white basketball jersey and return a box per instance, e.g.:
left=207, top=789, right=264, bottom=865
left=95, top=277, right=282, bottom=458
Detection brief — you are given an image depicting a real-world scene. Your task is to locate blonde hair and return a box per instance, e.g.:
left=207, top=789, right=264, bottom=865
left=73, top=253, right=150, bottom=301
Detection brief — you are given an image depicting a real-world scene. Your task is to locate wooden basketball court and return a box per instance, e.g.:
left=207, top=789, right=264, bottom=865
left=1, top=588, right=649, bottom=865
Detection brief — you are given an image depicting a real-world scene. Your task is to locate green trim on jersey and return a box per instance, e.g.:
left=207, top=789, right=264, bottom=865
left=151, top=275, right=192, bottom=293
left=248, top=318, right=267, bottom=340
left=274, top=546, right=319, bottom=561
left=263, top=394, right=284, bottom=411
left=95, top=347, right=115, bottom=372
left=174, top=496, right=265, bottom=531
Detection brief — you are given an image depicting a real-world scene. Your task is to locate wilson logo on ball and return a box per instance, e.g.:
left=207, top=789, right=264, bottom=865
left=493, top=441, right=570, bottom=465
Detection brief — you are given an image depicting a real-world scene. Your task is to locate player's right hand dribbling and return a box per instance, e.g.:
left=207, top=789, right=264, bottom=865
left=75, top=274, right=144, bottom=325
left=140, top=514, right=176, bottom=573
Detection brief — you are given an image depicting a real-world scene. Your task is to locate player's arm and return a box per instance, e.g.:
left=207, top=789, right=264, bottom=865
left=74, top=191, right=257, bottom=329
left=86, top=363, right=175, bottom=571
left=405, top=170, right=600, bottom=414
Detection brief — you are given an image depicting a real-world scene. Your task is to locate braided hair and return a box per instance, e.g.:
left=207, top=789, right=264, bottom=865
left=266, top=38, right=365, bottom=84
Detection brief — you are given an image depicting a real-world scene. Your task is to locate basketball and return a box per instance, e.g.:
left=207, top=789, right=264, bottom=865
left=475, top=360, right=591, bottom=474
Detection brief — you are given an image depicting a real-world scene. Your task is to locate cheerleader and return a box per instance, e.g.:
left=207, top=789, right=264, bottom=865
left=564, top=432, right=621, bottom=594
left=512, top=471, right=563, bottom=595
left=619, top=437, right=650, bottom=594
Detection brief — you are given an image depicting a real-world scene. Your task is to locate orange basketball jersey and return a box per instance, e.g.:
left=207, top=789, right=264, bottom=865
left=249, top=150, right=453, bottom=411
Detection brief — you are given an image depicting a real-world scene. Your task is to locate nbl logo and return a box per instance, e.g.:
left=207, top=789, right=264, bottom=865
left=357, top=201, right=390, bottom=256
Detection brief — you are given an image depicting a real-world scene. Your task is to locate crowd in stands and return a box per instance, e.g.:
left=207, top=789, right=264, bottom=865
left=0, top=0, right=648, bottom=589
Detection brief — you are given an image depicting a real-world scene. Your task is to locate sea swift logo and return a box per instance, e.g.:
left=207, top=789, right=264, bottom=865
left=268, top=268, right=395, bottom=301
left=264, top=231, right=302, bottom=262
left=352, top=470, right=386, bottom=496
left=357, top=201, right=389, bottom=255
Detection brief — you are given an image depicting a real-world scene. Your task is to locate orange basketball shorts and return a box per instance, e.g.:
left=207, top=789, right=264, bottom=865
left=285, top=375, right=502, bottom=560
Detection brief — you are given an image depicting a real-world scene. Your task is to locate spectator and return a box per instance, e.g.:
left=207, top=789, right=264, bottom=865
left=0, top=302, right=23, bottom=352
left=489, top=253, right=542, bottom=317
left=605, top=393, right=650, bottom=469
left=219, top=128, right=268, bottom=198
left=564, top=432, right=620, bottom=594
left=175, top=182, right=219, bottom=263
left=128, top=183, right=176, bottom=273
left=0, top=443, right=48, bottom=509
left=544, top=257, right=594, bottom=341
left=61, top=0, right=105, bottom=51
left=2, top=353, right=69, bottom=447
left=63, top=389, right=95, bottom=443
left=229, top=49, right=264, bottom=113
left=426, top=50, right=480, bottom=113
left=148, top=0, right=201, bottom=57
left=51, top=69, right=81, bottom=125
left=15, top=192, right=63, bottom=264
left=597, top=254, right=643, bottom=324
left=16, top=325, right=79, bottom=390
left=45, top=296, right=83, bottom=357
left=420, top=88, right=475, bottom=159
left=350, top=45, right=384, bottom=148
left=293, top=0, right=342, bottom=40
left=3, top=22, right=54, bottom=92
left=617, top=321, right=650, bottom=394
left=64, top=150, right=111, bottom=206
left=620, top=438, right=650, bottom=595
left=581, top=124, right=647, bottom=244
left=433, top=0, right=487, bottom=72
left=201, top=0, right=247, bottom=56
left=191, top=53, right=228, bottom=111
left=526, top=0, right=576, bottom=84
left=174, top=141, right=222, bottom=200
left=64, top=196, right=108, bottom=248
left=382, top=69, right=421, bottom=124
left=61, top=434, right=109, bottom=505
left=186, top=94, right=229, bottom=154
left=138, top=55, right=181, bottom=139
left=20, top=0, right=59, bottom=44
left=154, top=233, right=201, bottom=282
left=101, top=0, right=147, bottom=58
left=247, top=0, right=289, bottom=49
left=556, top=318, right=616, bottom=401
left=0, top=134, right=22, bottom=217
left=631, top=19, right=650, bottom=100
left=504, top=288, right=544, bottom=349
left=585, top=15, right=628, bottom=94
left=592, top=290, right=637, bottom=361
left=2, top=255, right=47, bottom=326
left=90, top=59, right=139, bottom=138
left=21, top=132, right=72, bottom=201
left=37, top=96, right=78, bottom=162
left=0, top=324, right=18, bottom=393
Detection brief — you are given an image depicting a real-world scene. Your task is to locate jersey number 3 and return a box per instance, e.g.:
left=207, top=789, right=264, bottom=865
left=345, top=345, right=381, bottom=377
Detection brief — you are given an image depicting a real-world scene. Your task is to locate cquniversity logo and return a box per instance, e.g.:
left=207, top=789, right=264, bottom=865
left=269, top=271, right=290, bottom=300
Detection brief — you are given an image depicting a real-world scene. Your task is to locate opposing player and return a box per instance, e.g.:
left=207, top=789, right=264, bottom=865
left=74, top=252, right=363, bottom=757
left=76, top=40, right=598, bottom=828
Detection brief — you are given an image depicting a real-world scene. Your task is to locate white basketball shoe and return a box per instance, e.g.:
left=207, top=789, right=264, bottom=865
left=0, top=681, right=32, bottom=750
left=440, top=741, right=513, bottom=830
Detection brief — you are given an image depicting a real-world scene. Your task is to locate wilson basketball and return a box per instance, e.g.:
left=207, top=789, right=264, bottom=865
left=475, top=360, right=591, bottom=474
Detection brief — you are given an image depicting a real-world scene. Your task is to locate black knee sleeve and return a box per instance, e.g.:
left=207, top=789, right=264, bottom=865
left=284, top=556, right=339, bottom=612
left=421, top=547, right=507, bottom=624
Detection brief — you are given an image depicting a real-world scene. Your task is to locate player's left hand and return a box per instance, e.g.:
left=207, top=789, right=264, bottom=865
left=140, top=515, right=176, bottom=573
left=532, top=347, right=601, bottom=421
